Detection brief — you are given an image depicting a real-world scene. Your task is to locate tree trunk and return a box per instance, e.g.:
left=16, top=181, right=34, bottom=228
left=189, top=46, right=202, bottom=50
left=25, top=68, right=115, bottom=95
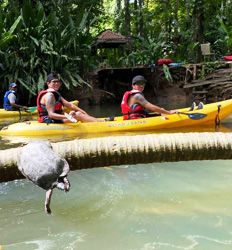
left=134, top=0, right=139, bottom=35
left=185, top=0, right=191, bottom=30
left=124, top=0, right=132, bottom=52
left=114, top=0, right=122, bottom=32
left=192, top=0, right=205, bottom=62
left=138, top=0, right=144, bottom=36
left=174, top=0, right=179, bottom=37
left=162, top=0, right=170, bottom=43
left=1, top=133, right=232, bottom=183
left=124, top=0, right=131, bottom=37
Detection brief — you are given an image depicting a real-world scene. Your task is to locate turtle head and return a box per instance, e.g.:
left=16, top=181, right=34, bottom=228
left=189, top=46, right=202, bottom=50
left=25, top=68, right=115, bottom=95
left=56, top=176, right=70, bottom=192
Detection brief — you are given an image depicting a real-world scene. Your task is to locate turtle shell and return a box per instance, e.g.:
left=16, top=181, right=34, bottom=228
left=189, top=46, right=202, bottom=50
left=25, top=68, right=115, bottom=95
left=17, top=140, right=70, bottom=190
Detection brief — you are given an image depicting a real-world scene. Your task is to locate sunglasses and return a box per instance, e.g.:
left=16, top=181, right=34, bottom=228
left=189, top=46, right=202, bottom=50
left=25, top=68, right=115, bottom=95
left=51, top=80, right=61, bottom=83
left=135, top=81, right=146, bottom=86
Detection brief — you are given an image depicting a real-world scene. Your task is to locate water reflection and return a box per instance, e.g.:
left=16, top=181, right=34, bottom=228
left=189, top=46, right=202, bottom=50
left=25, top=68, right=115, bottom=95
left=1, top=160, right=232, bottom=249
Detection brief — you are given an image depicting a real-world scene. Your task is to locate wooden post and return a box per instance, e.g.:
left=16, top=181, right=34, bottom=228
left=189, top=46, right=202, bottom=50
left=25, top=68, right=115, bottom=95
left=193, top=65, right=197, bottom=80
left=201, top=64, right=205, bottom=78
left=114, top=48, right=116, bottom=65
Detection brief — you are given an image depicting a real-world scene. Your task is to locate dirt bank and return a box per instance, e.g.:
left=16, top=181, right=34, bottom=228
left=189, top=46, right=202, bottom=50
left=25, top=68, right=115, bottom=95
left=66, top=67, right=193, bottom=108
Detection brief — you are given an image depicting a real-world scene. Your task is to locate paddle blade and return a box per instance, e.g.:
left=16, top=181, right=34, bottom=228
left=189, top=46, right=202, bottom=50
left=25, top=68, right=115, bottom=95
left=27, top=107, right=37, bottom=113
left=188, top=113, right=207, bottom=120
left=177, top=112, right=207, bottom=120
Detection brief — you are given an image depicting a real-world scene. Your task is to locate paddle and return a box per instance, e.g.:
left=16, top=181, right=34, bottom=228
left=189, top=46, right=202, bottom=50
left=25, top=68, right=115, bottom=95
left=177, top=111, right=207, bottom=120
left=27, top=107, right=37, bottom=112
left=19, top=107, right=37, bottom=113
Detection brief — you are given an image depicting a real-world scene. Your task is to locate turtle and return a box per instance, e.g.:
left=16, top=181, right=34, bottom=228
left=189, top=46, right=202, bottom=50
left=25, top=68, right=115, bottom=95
left=17, top=140, right=70, bottom=214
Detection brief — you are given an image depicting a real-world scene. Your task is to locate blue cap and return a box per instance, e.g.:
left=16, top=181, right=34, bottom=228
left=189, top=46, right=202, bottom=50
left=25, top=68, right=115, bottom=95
left=10, top=83, right=17, bottom=88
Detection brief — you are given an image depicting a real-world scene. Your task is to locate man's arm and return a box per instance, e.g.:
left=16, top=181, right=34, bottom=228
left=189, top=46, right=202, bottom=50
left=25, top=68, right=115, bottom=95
left=133, top=93, right=148, bottom=107
left=134, top=94, right=176, bottom=115
left=45, top=93, right=66, bottom=120
left=61, top=97, right=87, bottom=114
left=8, top=93, right=27, bottom=110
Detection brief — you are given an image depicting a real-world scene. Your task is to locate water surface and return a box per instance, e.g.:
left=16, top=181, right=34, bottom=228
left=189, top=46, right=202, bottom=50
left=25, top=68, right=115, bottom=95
left=1, top=160, right=232, bottom=250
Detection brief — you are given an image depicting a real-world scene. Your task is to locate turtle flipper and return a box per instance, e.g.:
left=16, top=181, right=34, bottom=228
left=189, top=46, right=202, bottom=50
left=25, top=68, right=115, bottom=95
left=63, top=176, right=70, bottom=192
left=45, top=189, right=53, bottom=214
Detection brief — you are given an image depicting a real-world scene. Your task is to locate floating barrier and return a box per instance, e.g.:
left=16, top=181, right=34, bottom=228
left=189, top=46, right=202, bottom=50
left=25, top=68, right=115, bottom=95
left=1, top=132, right=232, bottom=183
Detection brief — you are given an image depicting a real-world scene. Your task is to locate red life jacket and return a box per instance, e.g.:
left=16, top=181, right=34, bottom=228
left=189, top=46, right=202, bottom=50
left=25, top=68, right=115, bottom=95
left=121, top=90, right=147, bottom=120
left=224, top=56, right=232, bottom=61
left=37, top=89, right=63, bottom=122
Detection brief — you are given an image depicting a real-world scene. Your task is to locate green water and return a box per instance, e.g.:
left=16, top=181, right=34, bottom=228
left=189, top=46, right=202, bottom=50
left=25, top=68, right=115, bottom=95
left=1, top=161, right=232, bottom=250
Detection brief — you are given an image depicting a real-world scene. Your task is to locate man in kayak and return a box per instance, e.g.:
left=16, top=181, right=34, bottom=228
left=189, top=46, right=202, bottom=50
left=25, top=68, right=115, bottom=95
left=37, top=72, right=104, bottom=123
left=3, top=82, right=28, bottom=111
left=121, top=75, right=177, bottom=120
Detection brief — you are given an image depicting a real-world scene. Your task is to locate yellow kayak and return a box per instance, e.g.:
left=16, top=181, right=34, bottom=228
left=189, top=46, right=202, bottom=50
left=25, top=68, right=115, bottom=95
left=0, top=99, right=232, bottom=136
left=0, top=100, right=79, bottom=118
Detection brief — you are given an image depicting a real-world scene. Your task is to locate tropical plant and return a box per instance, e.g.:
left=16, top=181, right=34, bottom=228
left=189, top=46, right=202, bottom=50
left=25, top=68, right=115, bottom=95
left=0, top=0, right=101, bottom=103
left=1, top=0, right=232, bottom=104
left=217, top=16, right=232, bottom=55
left=163, top=64, right=173, bottom=84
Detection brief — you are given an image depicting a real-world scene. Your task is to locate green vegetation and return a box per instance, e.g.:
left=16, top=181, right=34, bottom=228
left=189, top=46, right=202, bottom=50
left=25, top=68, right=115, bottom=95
left=1, top=0, right=232, bottom=102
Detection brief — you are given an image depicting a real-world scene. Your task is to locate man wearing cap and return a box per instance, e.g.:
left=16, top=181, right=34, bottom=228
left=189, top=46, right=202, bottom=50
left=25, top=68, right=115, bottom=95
left=37, top=72, right=104, bottom=123
left=3, top=83, right=27, bottom=111
left=121, top=75, right=177, bottom=120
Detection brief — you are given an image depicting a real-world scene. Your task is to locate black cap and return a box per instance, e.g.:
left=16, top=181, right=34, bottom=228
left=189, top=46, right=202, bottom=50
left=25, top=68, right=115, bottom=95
left=132, top=75, right=147, bottom=85
left=47, top=72, right=59, bottom=82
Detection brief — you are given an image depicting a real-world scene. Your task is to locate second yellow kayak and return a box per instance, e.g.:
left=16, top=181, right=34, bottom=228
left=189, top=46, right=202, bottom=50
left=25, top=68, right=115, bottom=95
left=0, top=100, right=79, bottom=118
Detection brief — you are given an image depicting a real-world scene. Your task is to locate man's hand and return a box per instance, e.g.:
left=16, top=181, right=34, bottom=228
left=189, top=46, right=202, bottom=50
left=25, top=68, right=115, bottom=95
left=19, top=106, right=28, bottom=112
left=69, top=111, right=75, bottom=116
left=169, top=110, right=178, bottom=114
